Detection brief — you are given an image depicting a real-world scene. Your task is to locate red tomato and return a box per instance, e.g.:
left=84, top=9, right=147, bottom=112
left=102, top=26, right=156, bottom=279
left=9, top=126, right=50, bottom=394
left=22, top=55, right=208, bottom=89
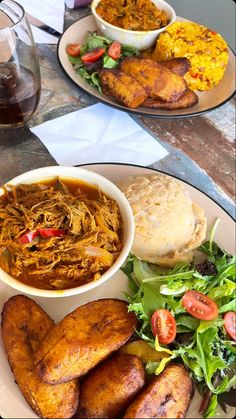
left=182, top=290, right=218, bottom=320
left=19, top=230, right=38, bottom=244
left=38, top=228, right=65, bottom=238
left=108, top=41, right=121, bottom=60
left=66, top=44, right=81, bottom=57
left=151, top=309, right=176, bottom=345
left=224, top=312, right=236, bottom=341
left=81, top=48, right=105, bottom=63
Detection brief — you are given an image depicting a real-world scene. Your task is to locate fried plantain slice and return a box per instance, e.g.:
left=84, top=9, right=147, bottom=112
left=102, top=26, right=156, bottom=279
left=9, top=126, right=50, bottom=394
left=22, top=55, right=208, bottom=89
left=120, top=58, right=187, bottom=102
left=75, top=353, right=145, bottom=418
left=1, top=294, right=79, bottom=419
left=100, top=69, right=148, bottom=108
left=143, top=88, right=198, bottom=110
left=123, top=363, right=194, bottom=418
left=34, top=298, right=138, bottom=384
left=158, top=57, right=191, bottom=77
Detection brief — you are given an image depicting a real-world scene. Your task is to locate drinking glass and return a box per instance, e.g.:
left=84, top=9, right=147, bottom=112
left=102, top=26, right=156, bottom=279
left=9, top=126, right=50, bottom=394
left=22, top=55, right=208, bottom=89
left=0, top=0, right=41, bottom=127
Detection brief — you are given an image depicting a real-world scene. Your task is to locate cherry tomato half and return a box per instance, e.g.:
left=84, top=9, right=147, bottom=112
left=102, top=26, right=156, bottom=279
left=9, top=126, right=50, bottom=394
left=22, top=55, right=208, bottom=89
left=182, top=290, right=218, bottom=320
left=66, top=44, right=81, bottom=57
left=224, top=312, right=236, bottom=341
left=151, top=309, right=176, bottom=345
left=81, top=48, right=105, bottom=63
left=108, top=41, right=121, bottom=60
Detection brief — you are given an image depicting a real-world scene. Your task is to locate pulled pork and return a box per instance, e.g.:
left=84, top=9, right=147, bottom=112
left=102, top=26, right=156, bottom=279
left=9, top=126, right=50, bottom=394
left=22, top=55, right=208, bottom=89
left=0, top=178, right=123, bottom=290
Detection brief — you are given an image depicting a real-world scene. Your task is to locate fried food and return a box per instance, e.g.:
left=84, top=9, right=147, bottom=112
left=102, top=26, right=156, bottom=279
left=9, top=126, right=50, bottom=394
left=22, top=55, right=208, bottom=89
left=75, top=353, right=145, bottom=418
left=143, top=88, right=198, bottom=110
left=100, top=69, right=148, bottom=108
left=120, top=58, right=187, bottom=102
left=123, top=364, right=194, bottom=418
left=34, top=299, right=138, bottom=384
left=1, top=295, right=79, bottom=419
left=158, top=57, right=191, bottom=77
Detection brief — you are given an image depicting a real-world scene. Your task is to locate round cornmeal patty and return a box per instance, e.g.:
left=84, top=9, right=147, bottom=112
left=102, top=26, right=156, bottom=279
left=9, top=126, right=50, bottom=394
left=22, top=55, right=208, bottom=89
left=153, top=21, right=229, bottom=91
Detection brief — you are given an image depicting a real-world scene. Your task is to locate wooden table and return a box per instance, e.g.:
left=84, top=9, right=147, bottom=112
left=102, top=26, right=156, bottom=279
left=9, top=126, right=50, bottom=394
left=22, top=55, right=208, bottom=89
left=0, top=3, right=235, bottom=219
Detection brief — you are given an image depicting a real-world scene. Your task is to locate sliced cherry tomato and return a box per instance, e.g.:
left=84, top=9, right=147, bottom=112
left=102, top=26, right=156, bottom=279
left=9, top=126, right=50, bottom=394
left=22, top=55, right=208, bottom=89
left=19, top=230, right=38, bottom=244
left=38, top=228, right=65, bottom=238
left=224, top=312, right=236, bottom=341
left=151, top=309, right=176, bottom=345
left=182, top=290, right=218, bottom=320
left=81, top=47, right=105, bottom=63
left=108, top=41, right=121, bottom=60
left=66, top=44, right=81, bottom=57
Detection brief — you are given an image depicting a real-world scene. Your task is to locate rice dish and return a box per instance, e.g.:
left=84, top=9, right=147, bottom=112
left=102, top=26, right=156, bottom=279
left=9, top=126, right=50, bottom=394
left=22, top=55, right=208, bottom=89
left=153, top=21, right=229, bottom=91
left=116, top=174, right=207, bottom=266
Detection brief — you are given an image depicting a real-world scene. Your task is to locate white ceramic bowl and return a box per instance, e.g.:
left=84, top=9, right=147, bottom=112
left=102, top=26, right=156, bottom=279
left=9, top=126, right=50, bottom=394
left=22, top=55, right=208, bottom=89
left=91, top=0, right=176, bottom=50
left=0, top=166, right=134, bottom=298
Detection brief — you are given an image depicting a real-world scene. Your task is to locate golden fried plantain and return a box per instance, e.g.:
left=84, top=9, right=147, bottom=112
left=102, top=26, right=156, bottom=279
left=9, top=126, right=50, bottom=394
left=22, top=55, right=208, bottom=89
left=143, top=88, right=198, bottom=110
left=1, top=295, right=79, bottom=419
left=123, top=363, right=194, bottom=419
left=100, top=69, right=148, bottom=108
left=158, top=57, right=191, bottom=77
left=75, top=353, right=145, bottom=418
left=34, top=299, right=138, bottom=384
left=120, top=58, right=187, bottom=102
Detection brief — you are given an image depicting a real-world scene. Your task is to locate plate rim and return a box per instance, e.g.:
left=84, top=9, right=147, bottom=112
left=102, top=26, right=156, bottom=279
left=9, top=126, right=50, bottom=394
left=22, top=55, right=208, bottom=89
left=78, top=162, right=236, bottom=222
left=57, top=14, right=236, bottom=119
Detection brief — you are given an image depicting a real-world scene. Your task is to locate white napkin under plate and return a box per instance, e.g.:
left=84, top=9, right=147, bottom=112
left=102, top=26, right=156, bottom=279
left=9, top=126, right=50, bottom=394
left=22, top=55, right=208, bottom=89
left=31, top=103, right=168, bottom=166
left=17, top=0, right=65, bottom=44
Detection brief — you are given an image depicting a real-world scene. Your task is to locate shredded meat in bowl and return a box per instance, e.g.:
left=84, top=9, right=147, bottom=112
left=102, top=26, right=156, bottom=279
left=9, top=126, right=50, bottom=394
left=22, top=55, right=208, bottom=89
left=0, top=178, right=123, bottom=290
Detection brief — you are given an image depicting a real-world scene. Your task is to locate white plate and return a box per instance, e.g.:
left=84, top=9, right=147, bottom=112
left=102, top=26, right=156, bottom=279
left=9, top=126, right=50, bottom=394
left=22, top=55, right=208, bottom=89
left=57, top=15, right=236, bottom=118
left=0, top=164, right=235, bottom=419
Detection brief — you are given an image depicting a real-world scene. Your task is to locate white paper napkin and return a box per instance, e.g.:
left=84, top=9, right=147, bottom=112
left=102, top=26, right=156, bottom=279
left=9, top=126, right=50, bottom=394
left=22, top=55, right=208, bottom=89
left=17, top=0, right=65, bottom=44
left=31, top=103, right=168, bottom=166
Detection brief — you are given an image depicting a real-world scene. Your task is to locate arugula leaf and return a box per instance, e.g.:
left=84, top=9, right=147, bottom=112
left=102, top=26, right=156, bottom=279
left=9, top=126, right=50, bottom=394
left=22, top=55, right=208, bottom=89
left=219, top=298, right=236, bottom=313
left=207, top=279, right=235, bottom=301
left=67, top=55, right=82, bottom=64
left=121, top=44, right=139, bottom=57
left=175, top=314, right=200, bottom=332
left=83, top=32, right=111, bottom=52
left=91, top=72, right=102, bottom=93
left=204, top=394, right=218, bottom=418
left=76, top=66, right=102, bottom=93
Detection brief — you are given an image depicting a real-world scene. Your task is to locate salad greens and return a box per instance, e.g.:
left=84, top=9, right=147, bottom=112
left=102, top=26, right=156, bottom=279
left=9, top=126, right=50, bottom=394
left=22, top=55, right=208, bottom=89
left=122, top=220, right=236, bottom=418
left=67, top=32, right=139, bottom=92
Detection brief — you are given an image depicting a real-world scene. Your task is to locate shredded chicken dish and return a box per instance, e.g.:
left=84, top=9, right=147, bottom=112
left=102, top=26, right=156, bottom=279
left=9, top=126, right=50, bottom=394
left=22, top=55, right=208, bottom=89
left=0, top=178, right=123, bottom=290
left=96, top=0, right=169, bottom=31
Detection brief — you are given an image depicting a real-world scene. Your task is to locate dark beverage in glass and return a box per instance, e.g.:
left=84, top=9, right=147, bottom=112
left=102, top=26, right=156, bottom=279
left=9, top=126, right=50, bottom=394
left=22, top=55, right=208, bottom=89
left=0, top=0, right=41, bottom=127
left=0, top=63, right=40, bottom=125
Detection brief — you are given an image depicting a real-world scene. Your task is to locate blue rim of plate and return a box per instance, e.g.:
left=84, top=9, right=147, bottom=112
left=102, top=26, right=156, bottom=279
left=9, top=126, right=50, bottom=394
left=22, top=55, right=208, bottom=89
left=57, top=15, right=236, bottom=119
left=77, top=162, right=236, bottom=222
